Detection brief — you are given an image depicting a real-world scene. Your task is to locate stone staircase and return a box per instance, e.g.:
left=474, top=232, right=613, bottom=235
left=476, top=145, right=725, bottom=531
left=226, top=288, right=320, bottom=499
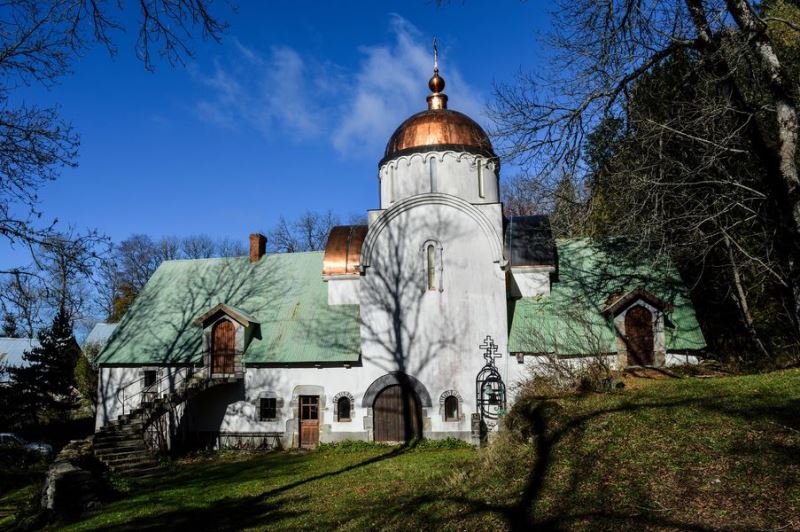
left=94, top=374, right=242, bottom=478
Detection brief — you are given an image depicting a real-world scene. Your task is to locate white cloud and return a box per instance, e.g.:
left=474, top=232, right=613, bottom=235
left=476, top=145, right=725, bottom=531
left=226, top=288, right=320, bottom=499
left=333, top=15, right=485, bottom=154
left=192, top=16, right=485, bottom=157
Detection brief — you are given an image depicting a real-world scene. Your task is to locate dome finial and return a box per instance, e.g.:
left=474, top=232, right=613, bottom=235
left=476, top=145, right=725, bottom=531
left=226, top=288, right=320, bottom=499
left=427, top=37, right=447, bottom=110
left=433, top=37, right=439, bottom=74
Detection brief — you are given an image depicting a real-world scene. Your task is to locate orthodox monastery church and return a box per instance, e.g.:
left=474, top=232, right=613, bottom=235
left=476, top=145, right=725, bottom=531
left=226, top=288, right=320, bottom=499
left=95, top=60, right=705, bottom=453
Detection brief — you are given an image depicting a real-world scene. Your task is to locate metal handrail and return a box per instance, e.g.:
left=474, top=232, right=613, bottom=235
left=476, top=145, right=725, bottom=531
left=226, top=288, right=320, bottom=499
left=115, top=348, right=240, bottom=416
left=116, top=364, right=198, bottom=416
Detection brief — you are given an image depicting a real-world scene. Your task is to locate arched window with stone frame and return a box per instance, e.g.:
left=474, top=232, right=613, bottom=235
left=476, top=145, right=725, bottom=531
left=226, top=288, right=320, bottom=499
left=333, top=392, right=355, bottom=422
left=439, top=390, right=463, bottom=422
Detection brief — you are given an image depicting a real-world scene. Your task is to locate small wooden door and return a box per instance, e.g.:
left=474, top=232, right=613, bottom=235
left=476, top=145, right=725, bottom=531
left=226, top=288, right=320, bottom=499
left=299, top=396, right=320, bottom=449
left=625, top=305, right=655, bottom=366
left=373, top=385, right=421, bottom=442
left=212, top=320, right=236, bottom=374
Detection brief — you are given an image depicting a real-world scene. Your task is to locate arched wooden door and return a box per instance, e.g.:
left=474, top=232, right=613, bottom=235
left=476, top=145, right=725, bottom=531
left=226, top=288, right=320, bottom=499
left=625, top=306, right=654, bottom=366
left=373, top=385, right=422, bottom=442
left=212, top=320, right=236, bottom=374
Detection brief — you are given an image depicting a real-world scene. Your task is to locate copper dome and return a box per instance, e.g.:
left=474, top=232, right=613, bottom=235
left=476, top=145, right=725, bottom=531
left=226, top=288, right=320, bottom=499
left=381, top=56, right=495, bottom=164
left=382, top=109, right=495, bottom=163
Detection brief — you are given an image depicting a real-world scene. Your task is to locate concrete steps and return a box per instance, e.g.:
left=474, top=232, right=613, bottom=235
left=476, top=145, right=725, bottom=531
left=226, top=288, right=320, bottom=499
left=94, top=375, right=242, bottom=478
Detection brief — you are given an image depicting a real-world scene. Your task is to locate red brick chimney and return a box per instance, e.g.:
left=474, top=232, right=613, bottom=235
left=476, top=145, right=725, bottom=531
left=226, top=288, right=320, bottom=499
left=249, top=233, right=267, bottom=262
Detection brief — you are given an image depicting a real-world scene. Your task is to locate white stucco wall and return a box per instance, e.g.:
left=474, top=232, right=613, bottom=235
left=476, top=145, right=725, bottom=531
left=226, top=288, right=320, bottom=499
left=97, top=363, right=477, bottom=446
left=379, top=152, right=499, bottom=208
left=326, top=276, right=360, bottom=305
left=357, top=191, right=507, bottom=437
left=508, top=268, right=554, bottom=297
left=665, top=353, right=699, bottom=366
left=96, top=366, right=192, bottom=431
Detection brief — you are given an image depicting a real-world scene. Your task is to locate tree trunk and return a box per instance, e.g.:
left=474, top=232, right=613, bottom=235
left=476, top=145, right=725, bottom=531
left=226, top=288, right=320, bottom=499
left=724, top=235, right=772, bottom=361
left=686, top=0, right=800, bottom=335
left=725, top=0, right=800, bottom=334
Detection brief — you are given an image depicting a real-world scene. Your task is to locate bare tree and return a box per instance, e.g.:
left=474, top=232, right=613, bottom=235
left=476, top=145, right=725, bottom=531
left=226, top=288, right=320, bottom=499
left=0, top=271, right=45, bottom=337
left=0, top=1, right=227, bottom=256
left=267, top=210, right=341, bottom=253
left=34, top=229, right=104, bottom=323
left=217, top=236, right=248, bottom=257
left=181, top=234, right=216, bottom=259
left=492, top=1, right=800, bottom=340
left=267, top=217, right=300, bottom=253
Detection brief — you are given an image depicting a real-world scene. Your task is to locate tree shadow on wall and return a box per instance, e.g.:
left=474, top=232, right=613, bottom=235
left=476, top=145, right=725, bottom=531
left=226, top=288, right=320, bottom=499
left=97, top=255, right=288, bottom=449
left=311, top=205, right=486, bottom=441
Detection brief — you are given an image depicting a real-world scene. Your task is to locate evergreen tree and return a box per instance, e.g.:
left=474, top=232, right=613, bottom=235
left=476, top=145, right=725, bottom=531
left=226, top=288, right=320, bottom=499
left=74, top=343, right=100, bottom=412
left=12, top=305, right=80, bottom=421
left=550, top=175, right=583, bottom=238
left=2, top=313, right=18, bottom=338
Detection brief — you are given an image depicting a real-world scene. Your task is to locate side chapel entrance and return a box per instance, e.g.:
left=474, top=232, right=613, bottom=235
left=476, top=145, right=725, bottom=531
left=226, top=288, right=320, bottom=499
left=212, top=320, right=236, bottom=375
left=625, top=305, right=655, bottom=366
left=299, top=395, right=320, bottom=449
left=373, top=385, right=422, bottom=442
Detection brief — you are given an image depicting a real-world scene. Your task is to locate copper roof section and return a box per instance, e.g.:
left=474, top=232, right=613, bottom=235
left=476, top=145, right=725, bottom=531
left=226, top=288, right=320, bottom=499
left=323, top=225, right=368, bottom=276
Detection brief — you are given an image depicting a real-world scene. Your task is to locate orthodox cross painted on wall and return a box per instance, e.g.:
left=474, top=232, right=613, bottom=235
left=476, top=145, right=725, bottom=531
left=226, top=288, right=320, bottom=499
left=475, top=335, right=506, bottom=432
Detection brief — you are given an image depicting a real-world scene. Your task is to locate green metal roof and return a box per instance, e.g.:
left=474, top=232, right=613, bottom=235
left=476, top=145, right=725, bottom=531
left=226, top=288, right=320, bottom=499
left=97, top=252, right=361, bottom=366
left=508, top=239, right=706, bottom=355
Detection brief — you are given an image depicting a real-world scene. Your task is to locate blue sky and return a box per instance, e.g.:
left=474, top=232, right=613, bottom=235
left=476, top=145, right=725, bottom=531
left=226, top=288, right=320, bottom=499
left=6, top=1, right=551, bottom=266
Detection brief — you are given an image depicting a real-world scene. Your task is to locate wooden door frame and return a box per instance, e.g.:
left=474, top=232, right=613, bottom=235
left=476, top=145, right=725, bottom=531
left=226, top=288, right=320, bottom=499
left=372, top=384, right=422, bottom=443
left=298, top=395, right=320, bottom=449
left=625, top=305, right=655, bottom=366
left=211, top=319, right=236, bottom=375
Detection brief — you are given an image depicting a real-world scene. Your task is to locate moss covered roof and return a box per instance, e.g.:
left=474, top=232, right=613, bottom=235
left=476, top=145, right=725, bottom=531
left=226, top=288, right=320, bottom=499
left=97, top=252, right=360, bottom=366
left=508, top=239, right=706, bottom=355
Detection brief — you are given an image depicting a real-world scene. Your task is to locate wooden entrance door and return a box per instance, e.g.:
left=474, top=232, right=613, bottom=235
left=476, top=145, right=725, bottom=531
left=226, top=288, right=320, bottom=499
left=212, top=320, right=236, bottom=374
left=373, top=385, right=422, bottom=442
left=625, top=305, right=655, bottom=366
left=299, top=396, right=320, bottom=449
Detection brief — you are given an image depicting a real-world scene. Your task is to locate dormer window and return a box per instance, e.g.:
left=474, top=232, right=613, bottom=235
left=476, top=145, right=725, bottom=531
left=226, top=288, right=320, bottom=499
left=194, top=303, right=260, bottom=379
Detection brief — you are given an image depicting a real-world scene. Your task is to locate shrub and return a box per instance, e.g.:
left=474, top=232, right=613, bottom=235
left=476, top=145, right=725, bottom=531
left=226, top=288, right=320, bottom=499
left=317, top=440, right=393, bottom=453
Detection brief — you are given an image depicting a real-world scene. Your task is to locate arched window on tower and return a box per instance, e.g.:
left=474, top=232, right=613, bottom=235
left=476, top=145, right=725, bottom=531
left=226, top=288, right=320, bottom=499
left=477, top=159, right=485, bottom=199
left=423, top=240, right=443, bottom=292
left=427, top=243, right=437, bottom=291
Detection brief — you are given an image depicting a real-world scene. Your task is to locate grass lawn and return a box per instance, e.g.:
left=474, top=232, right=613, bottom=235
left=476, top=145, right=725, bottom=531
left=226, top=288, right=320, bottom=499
left=33, top=368, right=800, bottom=530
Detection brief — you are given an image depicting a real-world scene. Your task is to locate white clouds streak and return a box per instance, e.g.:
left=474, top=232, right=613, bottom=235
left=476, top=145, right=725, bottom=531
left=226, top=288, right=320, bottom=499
left=192, top=16, right=485, bottom=157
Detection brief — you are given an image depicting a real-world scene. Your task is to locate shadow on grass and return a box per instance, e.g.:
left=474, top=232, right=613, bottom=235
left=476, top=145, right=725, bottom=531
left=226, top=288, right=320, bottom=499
left=71, top=375, right=800, bottom=531
left=439, top=382, right=800, bottom=531
left=76, top=444, right=417, bottom=531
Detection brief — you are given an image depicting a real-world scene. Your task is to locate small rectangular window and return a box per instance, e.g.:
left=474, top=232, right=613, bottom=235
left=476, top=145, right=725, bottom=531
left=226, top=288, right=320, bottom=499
left=300, top=396, right=318, bottom=420
left=143, top=370, right=157, bottom=388
left=260, top=398, right=277, bottom=421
